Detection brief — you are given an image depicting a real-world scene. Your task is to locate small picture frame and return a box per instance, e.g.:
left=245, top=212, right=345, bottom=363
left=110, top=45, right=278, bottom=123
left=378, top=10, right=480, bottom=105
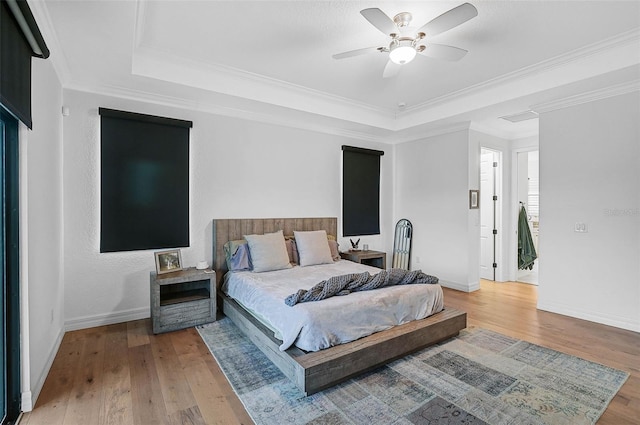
left=155, top=249, right=183, bottom=274
left=469, top=190, right=479, bottom=209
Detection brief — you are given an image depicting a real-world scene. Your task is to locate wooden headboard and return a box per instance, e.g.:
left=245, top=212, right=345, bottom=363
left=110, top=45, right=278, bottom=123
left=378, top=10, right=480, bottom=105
left=212, top=217, right=337, bottom=287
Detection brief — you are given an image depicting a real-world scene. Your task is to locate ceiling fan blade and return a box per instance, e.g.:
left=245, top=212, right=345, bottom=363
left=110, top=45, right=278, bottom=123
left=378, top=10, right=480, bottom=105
left=361, top=8, right=397, bottom=36
left=332, top=46, right=380, bottom=60
left=418, top=3, right=478, bottom=37
left=383, top=60, right=401, bottom=78
left=419, top=43, right=468, bottom=61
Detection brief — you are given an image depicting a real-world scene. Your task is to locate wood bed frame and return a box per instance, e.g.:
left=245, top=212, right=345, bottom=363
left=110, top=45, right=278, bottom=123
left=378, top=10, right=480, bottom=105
left=212, top=217, right=467, bottom=395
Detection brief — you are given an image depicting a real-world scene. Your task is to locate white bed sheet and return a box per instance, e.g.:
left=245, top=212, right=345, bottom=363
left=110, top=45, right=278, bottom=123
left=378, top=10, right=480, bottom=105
left=222, top=260, right=444, bottom=352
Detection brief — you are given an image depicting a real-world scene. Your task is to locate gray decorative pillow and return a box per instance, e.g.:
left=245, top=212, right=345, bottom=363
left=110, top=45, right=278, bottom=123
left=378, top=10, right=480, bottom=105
left=244, top=230, right=292, bottom=273
left=294, top=230, right=334, bottom=267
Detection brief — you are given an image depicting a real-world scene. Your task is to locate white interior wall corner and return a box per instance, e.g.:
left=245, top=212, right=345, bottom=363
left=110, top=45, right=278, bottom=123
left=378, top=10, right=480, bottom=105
left=24, top=58, right=65, bottom=408
left=537, top=90, right=640, bottom=332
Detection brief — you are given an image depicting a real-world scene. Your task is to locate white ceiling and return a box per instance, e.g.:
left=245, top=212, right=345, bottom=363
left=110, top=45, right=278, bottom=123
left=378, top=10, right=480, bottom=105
left=33, top=1, right=640, bottom=142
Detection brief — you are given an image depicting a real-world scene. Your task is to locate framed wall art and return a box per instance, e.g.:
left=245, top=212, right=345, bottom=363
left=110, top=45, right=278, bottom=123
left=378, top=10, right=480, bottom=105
left=469, top=190, right=479, bottom=209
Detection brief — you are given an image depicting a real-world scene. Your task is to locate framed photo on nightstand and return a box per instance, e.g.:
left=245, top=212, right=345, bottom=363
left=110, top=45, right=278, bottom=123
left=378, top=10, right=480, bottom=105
left=154, top=249, right=183, bottom=274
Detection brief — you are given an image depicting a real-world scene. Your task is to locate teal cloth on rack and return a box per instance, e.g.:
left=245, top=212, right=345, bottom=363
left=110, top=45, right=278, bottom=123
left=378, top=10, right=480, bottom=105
left=518, top=205, right=537, bottom=270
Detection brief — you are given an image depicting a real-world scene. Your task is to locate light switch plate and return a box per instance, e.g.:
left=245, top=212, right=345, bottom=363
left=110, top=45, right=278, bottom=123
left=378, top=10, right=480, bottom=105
left=574, top=222, right=588, bottom=233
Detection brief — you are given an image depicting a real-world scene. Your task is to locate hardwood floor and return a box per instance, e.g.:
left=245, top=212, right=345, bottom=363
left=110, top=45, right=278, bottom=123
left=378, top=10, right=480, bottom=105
left=20, top=280, right=639, bottom=425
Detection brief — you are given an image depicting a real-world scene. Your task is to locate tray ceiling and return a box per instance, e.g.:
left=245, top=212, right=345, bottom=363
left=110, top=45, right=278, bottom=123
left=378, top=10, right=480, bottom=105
left=33, top=1, right=640, bottom=141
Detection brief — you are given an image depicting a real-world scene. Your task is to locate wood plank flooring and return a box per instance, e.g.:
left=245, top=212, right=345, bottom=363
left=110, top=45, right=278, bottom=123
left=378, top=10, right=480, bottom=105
left=20, top=280, right=639, bottom=425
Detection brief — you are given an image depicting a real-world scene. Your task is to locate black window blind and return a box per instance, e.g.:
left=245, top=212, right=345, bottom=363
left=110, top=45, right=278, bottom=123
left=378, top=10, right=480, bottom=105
left=0, top=0, right=49, bottom=129
left=342, top=145, right=384, bottom=236
left=99, top=108, right=192, bottom=252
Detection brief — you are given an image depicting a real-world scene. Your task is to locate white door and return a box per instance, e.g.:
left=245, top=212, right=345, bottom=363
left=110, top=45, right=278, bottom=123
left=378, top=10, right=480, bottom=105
left=480, top=149, right=497, bottom=280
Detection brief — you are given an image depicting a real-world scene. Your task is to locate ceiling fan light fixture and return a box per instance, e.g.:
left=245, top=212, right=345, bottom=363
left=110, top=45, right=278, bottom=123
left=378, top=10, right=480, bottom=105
left=389, top=42, right=416, bottom=65
left=336, top=5, right=478, bottom=76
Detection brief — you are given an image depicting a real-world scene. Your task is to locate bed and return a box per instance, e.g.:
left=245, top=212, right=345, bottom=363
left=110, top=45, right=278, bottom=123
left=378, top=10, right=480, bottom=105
left=212, top=217, right=466, bottom=395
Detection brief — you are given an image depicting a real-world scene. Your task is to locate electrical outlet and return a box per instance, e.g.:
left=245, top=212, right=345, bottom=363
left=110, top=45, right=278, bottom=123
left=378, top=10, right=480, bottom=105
left=415, top=256, right=421, bottom=264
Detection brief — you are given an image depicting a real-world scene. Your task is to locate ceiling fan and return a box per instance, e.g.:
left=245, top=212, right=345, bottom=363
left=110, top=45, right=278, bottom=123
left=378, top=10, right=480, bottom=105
left=333, top=3, right=478, bottom=78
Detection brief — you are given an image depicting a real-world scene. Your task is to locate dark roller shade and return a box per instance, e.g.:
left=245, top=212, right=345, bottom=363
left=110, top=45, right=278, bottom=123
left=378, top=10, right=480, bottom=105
left=99, top=108, right=192, bottom=252
left=0, top=0, right=49, bottom=129
left=342, top=145, right=384, bottom=236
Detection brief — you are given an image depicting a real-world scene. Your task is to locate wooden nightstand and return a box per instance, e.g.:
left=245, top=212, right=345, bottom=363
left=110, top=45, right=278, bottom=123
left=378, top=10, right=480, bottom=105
left=150, top=267, right=216, bottom=334
left=340, top=250, right=387, bottom=269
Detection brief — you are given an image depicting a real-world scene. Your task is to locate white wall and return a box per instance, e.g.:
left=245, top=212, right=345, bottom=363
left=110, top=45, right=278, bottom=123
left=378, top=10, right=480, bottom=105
left=394, top=128, right=480, bottom=292
left=538, top=91, right=640, bottom=332
left=61, top=89, right=394, bottom=329
left=511, top=135, right=539, bottom=151
left=22, top=58, right=64, bottom=409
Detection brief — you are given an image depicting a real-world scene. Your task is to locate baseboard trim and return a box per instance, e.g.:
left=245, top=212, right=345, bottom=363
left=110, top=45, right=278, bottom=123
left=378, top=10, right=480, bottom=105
left=22, top=326, right=64, bottom=412
left=439, top=280, right=480, bottom=293
left=64, top=307, right=150, bottom=332
left=537, top=300, right=640, bottom=333
left=21, top=391, right=33, bottom=413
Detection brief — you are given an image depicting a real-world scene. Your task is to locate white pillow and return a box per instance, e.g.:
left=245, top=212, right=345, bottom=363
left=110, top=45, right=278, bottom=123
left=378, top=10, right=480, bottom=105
left=294, top=230, right=334, bottom=267
left=244, top=230, right=292, bottom=273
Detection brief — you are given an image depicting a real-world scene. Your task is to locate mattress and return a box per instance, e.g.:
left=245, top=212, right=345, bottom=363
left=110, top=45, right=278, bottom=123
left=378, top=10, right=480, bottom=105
left=222, top=260, right=444, bottom=352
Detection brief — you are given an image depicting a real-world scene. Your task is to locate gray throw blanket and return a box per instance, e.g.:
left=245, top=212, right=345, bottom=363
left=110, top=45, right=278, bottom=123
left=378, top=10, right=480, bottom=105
left=284, top=268, right=438, bottom=306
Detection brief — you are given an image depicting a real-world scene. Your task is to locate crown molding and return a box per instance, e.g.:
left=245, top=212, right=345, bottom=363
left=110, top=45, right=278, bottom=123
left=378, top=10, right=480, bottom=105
left=531, top=79, right=640, bottom=114
left=405, top=28, right=640, bottom=114
left=68, top=78, right=542, bottom=144
left=131, top=46, right=396, bottom=129
left=64, top=82, right=386, bottom=143
left=394, top=28, right=639, bottom=132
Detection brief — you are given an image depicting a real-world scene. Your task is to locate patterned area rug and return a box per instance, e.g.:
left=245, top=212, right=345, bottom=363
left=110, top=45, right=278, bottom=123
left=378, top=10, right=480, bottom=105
left=197, top=318, right=628, bottom=425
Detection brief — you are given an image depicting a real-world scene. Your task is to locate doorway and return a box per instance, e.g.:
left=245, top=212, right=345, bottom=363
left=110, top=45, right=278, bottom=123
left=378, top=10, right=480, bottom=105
left=479, top=148, right=502, bottom=281
left=516, top=150, right=539, bottom=285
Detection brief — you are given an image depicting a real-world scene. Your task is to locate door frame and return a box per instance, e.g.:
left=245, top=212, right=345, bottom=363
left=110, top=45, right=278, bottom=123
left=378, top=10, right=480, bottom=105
left=479, top=147, right=504, bottom=281
left=510, top=146, right=539, bottom=282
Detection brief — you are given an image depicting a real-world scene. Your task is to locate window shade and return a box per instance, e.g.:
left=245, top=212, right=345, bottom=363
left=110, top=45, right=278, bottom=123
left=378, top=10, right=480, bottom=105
left=0, top=0, right=49, bottom=129
left=99, top=108, right=192, bottom=253
left=342, top=145, right=384, bottom=236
